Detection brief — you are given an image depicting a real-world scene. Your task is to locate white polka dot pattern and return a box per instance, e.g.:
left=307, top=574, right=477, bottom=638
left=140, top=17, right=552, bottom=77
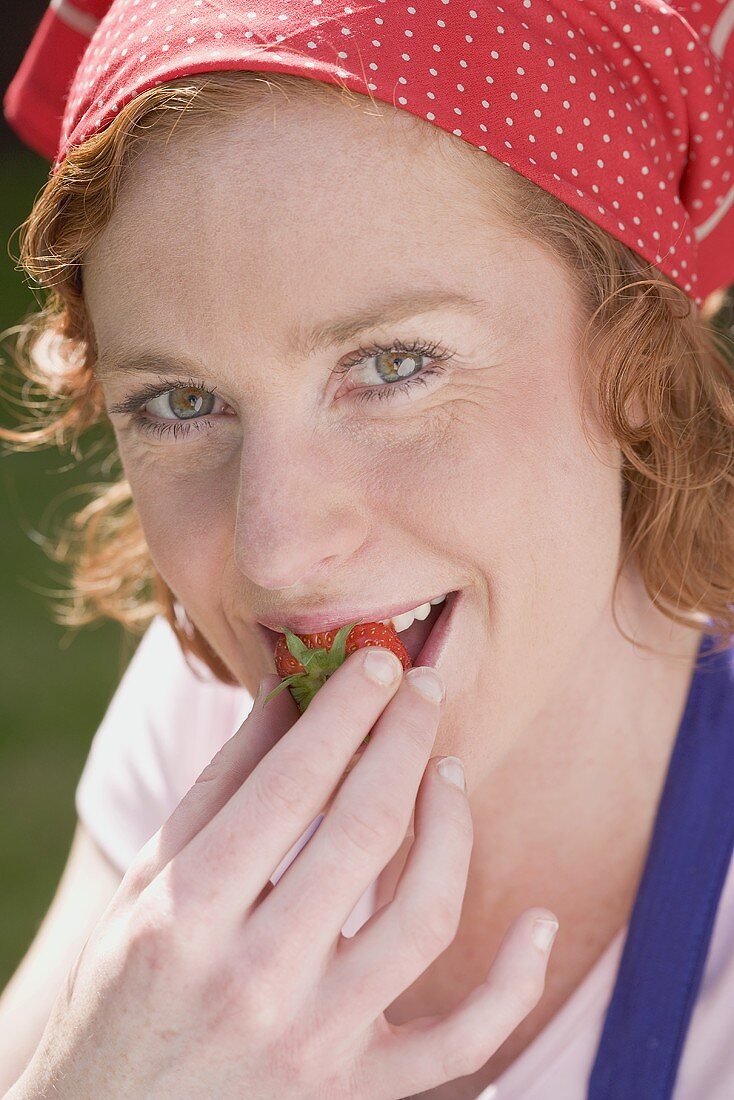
left=14, top=1, right=734, bottom=304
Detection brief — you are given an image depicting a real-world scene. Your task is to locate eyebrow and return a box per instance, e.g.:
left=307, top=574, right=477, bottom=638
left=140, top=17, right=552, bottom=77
left=94, top=288, right=486, bottom=379
left=289, top=288, right=486, bottom=359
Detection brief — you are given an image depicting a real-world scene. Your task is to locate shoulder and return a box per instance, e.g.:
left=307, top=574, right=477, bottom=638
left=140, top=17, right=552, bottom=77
left=134, top=613, right=254, bottom=746
left=87, top=614, right=253, bottom=787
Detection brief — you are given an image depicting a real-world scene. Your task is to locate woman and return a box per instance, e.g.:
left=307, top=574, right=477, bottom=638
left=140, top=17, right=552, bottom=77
left=1, top=1, right=733, bottom=1097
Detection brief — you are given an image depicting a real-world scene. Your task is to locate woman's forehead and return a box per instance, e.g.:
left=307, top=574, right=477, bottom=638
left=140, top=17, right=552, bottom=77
left=83, top=98, right=574, bottom=351
left=85, top=222, right=550, bottom=367
left=86, top=95, right=510, bottom=268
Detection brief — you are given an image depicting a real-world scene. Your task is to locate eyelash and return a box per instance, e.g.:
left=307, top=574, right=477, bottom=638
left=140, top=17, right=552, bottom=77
left=113, top=338, right=453, bottom=442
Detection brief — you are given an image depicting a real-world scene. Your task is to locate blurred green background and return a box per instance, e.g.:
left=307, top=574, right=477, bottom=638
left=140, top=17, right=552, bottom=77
left=0, top=6, right=134, bottom=990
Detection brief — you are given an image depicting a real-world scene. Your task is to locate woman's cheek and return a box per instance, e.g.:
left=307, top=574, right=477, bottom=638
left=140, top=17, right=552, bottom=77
left=125, top=458, right=234, bottom=579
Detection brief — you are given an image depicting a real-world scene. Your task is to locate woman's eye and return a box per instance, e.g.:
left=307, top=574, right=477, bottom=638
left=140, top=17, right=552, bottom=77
left=336, top=338, right=452, bottom=405
left=144, top=386, right=222, bottom=420
left=107, top=376, right=232, bottom=442
left=115, top=339, right=453, bottom=442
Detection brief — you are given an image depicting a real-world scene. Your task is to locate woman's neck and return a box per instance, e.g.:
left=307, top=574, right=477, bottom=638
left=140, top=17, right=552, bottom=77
left=470, top=609, right=704, bottom=889
left=380, top=606, right=705, bottom=1005
left=380, top=614, right=705, bottom=1098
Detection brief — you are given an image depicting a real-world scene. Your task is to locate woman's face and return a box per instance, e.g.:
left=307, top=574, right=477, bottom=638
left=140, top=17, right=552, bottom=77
left=84, top=92, right=625, bottom=788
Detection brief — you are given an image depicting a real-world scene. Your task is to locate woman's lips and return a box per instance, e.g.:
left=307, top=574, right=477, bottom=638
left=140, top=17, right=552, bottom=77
left=414, top=588, right=460, bottom=669
left=397, top=601, right=444, bottom=662
left=257, top=622, right=283, bottom=653
left=273, top=591, right=461, bottom=817
left=256, top=590, right=460, bottom=670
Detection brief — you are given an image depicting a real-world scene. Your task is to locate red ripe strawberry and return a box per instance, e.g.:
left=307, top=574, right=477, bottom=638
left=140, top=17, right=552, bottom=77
left=266, top=620, right=412, bottom=723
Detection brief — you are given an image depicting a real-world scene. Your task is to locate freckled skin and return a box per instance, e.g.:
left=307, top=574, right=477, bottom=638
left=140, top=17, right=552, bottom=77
left=84, top=93, right=704, bottom=1066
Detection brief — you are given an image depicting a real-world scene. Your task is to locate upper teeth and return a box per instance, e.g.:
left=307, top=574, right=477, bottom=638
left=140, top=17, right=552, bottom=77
left=380, top=593, right=447, bottom=633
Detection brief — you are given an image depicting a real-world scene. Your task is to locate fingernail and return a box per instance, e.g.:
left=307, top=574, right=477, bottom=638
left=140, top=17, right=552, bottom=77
left=437, top=756, right=465, bottom=791
left=363, top=648, right=403, bottom=685
left=532, top=917, right=559, bottom=952
left=406, top=666, right=445, bottom=704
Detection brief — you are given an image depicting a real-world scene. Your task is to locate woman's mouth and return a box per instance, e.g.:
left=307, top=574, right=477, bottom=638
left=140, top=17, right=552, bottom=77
left=255, top=588, right=461, bottom=796
left=256, top=589, right=460, bottom=669
left=394, top=599, right=445, bottom=662
left=403, top=589, right=459, bottom=667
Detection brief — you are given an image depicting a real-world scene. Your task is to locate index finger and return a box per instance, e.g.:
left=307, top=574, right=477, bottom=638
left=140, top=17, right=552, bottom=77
left=157, top=647, right=405, bottom=920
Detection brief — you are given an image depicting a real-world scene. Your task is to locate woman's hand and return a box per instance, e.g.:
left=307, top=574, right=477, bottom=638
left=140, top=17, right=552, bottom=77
left=14, top=650, right=558, bottom=1100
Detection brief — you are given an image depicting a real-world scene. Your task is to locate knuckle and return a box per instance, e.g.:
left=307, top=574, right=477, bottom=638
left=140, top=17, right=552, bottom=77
left=279, top=1035, right=323, bottom=1092
left=253, top=758, right=316, bottom=820
left=195, top=742, right=226, bottom=780
left=508, top=969, right=546, bottom=1015
left=119, top=859, right=153, bottom=902
left=124, top=891, right=177, bottom=968
left=284, top=1016, right=329, bottom=1085
left=395, top=707, right=437, bottom=755
left=120, top=836, right=168, bottom=901
left=331, top=799, right=404, bottom=857
left=439, top=1040, right=487, bottom=1082
left=232, top=954, right=283, bottom=1034
left=448, top=786, right=473, bottom=825
left=193, top=755, right=226, bottom=789
left=198, top=967, right=252, bottom=1037
left=323, top=690, right=363, bottom=735
left=238, top=986, right=283, bottom=1036
left=440, top=798, right=474, bottom=845
left=403, top=896, right=459, bottom=959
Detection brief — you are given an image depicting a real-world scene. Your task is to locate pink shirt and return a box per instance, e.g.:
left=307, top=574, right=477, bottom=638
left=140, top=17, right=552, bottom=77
left=75, top=616, right=734, bottom=1099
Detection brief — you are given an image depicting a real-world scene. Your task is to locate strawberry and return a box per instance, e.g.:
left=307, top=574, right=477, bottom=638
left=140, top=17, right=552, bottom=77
left=263, top=621, right=412, bottom=737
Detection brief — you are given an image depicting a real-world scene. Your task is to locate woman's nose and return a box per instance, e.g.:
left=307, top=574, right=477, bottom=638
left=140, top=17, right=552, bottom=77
left=232, top=430, right=366, bottom=591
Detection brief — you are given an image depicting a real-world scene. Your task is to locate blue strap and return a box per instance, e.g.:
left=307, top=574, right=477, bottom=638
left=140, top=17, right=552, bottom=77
left=587, top=632, right=734, bottom=1100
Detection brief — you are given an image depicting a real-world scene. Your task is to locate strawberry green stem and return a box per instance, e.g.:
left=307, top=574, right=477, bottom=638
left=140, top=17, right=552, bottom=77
left=263, top=621, right=360, bottom=713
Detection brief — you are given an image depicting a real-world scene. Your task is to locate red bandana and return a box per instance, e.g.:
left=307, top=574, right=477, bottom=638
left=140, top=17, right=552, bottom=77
left=5, top=0, right=734, bottom=306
